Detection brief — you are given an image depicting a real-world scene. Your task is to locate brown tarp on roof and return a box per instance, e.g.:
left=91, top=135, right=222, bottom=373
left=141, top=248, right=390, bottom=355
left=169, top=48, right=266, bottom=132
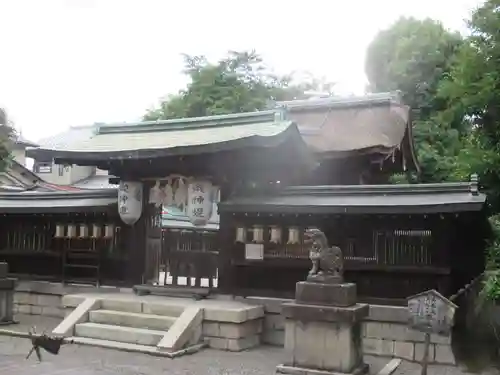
left=277, top=92, right=419, bottom=172
left=290, top=103, right=408, bottom=153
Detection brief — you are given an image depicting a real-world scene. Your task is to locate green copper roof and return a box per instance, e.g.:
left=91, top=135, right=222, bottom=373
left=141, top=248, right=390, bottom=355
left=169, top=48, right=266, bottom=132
left=66, top=112, right=291, bottom=153
left=32, top=110, right=308, bottom=163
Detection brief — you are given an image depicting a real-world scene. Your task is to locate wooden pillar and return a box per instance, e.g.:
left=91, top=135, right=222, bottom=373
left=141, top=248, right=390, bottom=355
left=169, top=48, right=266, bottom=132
left=434, top=214, right=452, bottom=296
left=124, top=184, right=148, bottom=286
left=217, top=184, right=235, bottom=294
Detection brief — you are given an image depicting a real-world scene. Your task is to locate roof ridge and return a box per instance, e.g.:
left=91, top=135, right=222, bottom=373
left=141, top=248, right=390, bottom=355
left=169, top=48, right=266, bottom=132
left=276, top=91, right=403, bottom=110
left=97, top=110, right=282, bottom=135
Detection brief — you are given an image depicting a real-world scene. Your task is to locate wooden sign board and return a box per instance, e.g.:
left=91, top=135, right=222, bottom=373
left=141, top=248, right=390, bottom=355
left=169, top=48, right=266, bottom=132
left=407, top=289, right=457, bottom=336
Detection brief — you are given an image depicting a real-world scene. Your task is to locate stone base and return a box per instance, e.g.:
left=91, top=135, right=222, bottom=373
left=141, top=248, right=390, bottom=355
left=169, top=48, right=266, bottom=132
left=296, top=282, right=357, bottom=307
left=282, top=302, right=368, bottom=323
left=276, top=363, right=369, bottom=375
left=284, top=318, right=367, bottom=374
left=306, top=274, right=343, bottom=285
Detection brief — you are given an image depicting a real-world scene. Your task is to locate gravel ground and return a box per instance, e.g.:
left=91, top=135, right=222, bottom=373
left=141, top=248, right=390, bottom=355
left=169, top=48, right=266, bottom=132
left=394, top=360, right=500, bottom=375
left=0, top=334, right=394, bottom=375
left=0, top=318, right=497, bottom=375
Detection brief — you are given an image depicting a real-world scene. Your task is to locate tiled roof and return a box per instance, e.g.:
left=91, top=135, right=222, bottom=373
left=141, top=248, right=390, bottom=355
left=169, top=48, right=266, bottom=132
left=36, top=124, right=98, bottom=149
left=219, top=181, right=486, bottom=215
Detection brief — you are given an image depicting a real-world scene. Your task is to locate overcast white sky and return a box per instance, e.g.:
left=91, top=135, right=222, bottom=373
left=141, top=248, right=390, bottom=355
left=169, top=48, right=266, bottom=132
left=0, top=0, right=482, bottom=143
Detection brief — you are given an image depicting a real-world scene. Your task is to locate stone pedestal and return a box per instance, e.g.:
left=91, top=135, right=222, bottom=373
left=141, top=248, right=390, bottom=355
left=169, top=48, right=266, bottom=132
left=277, top=280, right=369, bottom=375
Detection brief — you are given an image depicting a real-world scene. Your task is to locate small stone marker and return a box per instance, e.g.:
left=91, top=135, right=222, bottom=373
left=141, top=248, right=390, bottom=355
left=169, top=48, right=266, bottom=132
left=407, top=290, right=457, bottom=375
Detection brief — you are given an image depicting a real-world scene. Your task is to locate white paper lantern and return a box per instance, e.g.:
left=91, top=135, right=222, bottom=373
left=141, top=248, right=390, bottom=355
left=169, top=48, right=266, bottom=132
left=287, top=227, right=300, bottom=244
left=252, top=225, right=264, bottom=243
left=92, top=224, right=102, bottom=238
left=235, top=227, right=247, bottom=243
left=79, top=224, right=89, bottom=238
left=55, top=224, right=65, bottom=238
left=270, top=226, right=282, bottom=244
left=104, top=224, right=114, bottom=238
left=118, top=181, right=143, bottom=225
left=186, top=179, right=214, bottom=226
left=67, top=224, right=76, bottom=238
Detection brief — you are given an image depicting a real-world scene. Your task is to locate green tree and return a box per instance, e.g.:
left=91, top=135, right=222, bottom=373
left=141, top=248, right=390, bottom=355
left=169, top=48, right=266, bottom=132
left=0, top=108, right=14, bottom=172
left=438, top=0, right=500, bottom=212
left=366, top=17, right=463, bottom=120
left=365, top=17, right=464, bottom=183
left=144, top=50, right=334, bottom=121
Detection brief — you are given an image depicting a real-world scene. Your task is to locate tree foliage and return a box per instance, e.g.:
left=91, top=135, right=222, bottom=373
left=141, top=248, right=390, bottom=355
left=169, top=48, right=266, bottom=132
left=437, top=1, right=500, bottom=211
left=144, top=50, right=334, bottom=121
left=0, top=108, right=14, bottom=172
left=366, top=4, right=500, bottom=302
left=365, top=17, right=465, bottom=183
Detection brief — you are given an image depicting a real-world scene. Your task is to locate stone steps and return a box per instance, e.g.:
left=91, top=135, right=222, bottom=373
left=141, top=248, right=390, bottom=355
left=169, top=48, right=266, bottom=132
left=89, top=309, right=177, bottom=330
left=75, top=322, right=166, bottom=346
left=58, top=294, right=265, bottom=354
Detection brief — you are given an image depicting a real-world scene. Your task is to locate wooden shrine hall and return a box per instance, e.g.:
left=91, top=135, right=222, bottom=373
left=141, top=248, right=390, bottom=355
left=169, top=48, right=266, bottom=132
left=14, top=92, right=489, bottom=304
left=218, top=180, right=488, bottom=304
left=0, top=188, right=128, bottom=284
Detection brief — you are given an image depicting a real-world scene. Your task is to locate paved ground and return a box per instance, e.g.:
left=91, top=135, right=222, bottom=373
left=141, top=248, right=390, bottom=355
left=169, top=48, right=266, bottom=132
left=0, top=315, right=497, bottom=375
left=0, top=334, right=392, bottom=375
left=0, top=334, right=494, bottom=375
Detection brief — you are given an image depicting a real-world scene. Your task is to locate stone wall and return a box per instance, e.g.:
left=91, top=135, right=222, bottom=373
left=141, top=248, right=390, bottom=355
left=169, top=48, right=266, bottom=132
left=243, top=297, right=287, bottom=346
left=203, top=319, right=262, bottom=351
left=244, top=297, right=456, bottom=365
left=201, top=302, right=264, bottom=351
left=13, top=281, right=121, bottom=318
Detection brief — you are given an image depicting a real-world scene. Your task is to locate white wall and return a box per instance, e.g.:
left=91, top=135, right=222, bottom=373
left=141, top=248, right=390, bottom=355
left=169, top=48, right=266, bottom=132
left=35, top=161, right=95, bottom=185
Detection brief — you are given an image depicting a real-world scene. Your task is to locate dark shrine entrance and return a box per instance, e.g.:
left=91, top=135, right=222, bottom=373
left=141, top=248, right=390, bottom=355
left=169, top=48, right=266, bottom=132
left=143, top=203, right=219, bottom=290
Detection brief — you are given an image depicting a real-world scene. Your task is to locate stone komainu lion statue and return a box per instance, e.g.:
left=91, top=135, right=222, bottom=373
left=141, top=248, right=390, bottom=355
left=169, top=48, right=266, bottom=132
left=304, top=228, right=344, bottom=280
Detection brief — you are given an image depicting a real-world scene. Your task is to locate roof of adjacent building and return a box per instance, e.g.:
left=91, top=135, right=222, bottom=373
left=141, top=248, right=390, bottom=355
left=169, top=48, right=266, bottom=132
left=36, top=124, right=98, bottom=149
left=0, top=185, right=219, bottom=230
left=219, top=180, right=486, bottom=215
left=0, top=159, right=94, bottom=193
left=0, top=189, right=116, bottom=213
left=13, top=134, right=38, bottom=148
left=72, top=174, right=118, bottom=190
left=26, top=124, right=98, bottom=161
